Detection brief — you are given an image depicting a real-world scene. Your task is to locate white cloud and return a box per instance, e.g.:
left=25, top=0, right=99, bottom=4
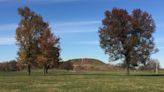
left=0, top=37, right=16, bottom=45
left=47, top=0, right=80, bottom=2
left=0, top=24, right=17, bottom=32
left=73, top=41, right=99, bottom=45
left=156, top=21, right=164, bottom=29
left=52, top=21, right=100, bottom=26
left=0, top=20, right=99, bottom=45
left=0, top=20, right=100, bottom=33
left=0, top=0, right=80, bottom=3
left=55, top=29, right=97, bottom=33
left=155, top=38, right=164, bottom=43
left=0, top=0, right=8, bottom=2
left=0, top=0, right=17, bottom=3
left=26, top=0, right=80, bottom=4
left=51, top=20, right=100, bottom=33
left=157, top=46, right=164, bottom=49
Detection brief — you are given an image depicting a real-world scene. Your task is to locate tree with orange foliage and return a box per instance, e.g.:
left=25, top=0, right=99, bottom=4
left=38, top=29, right=60, bottom=74
left=99, top=8, right=157, bottom=75
left=16, top=7, right=60, bottom=75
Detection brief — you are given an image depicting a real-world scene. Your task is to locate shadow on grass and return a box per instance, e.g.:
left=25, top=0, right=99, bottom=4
left=1, top=70, right=164, bottom=77
left=61, top=73, right=164, bottom=77
left=0, top=71, right=124, bottom=76
left=131, top=74, right=164, bottom=77
left=57, top=73, right=126, bottom=76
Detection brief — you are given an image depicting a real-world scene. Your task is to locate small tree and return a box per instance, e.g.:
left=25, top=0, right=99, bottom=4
left=140, top=59, right=160, bottom=73
left=37, top=29, right=60, bottom=74
left=99, top=8, right=157, bottom=75
left=59, top=61, right=73, bottom=71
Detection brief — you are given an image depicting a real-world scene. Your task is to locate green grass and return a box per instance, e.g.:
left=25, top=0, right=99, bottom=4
left=0, top=70, right=164, bottom=92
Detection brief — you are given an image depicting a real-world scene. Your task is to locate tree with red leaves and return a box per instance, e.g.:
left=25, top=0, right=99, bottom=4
left=99, top=8, right=157, bottom=75
left=38, top=28, right=60, bottom=74
left=16, top=7, right=60, bottom=75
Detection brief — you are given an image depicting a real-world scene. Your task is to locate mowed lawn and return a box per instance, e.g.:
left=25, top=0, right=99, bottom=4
left=0, top=70, right=164, bottom=92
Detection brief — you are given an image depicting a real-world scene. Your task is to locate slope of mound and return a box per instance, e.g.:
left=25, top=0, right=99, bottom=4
left=61, top=58, right=122, bottom=71
left=68, top=58, right=105, bottom=65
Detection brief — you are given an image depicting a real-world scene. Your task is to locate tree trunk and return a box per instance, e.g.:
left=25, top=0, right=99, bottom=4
left=45, top=64, right=49, bottom=74
left=43, top=64, right=46, bottom=75
left=125, top=53, right=130, bottom=75
left=127, top=61, right=130, bottom=75
left=27, top=64, right=31, bottom=76
left=43, top=64, right=49, bottom=75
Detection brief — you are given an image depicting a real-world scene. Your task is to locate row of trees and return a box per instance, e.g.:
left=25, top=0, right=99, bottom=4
left=0, top=60, right=73, bottom=72
left=16, top=7, right=60, bottom=75
left=0, top=60, right=18, bottom=71
left=14, top=7, right=157, bottom=75
left=117, top=59, right=160, bottom=71
left=0, top=59, right=160, bottom=72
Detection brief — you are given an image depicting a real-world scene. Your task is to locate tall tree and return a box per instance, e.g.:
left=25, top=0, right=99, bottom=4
left=37, top=28, right=60, bottom=74
left=99, top=8, right=157, bottom=75
left=16, top=7, right=49, bottom=75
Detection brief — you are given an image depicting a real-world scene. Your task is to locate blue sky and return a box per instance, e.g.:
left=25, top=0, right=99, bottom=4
left=0, top=0, right=164, bottom=67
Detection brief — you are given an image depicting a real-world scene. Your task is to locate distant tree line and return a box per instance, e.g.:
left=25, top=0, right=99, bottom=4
left=117, top=59, right=160, bottom=71
left=0, top=59, right=160, bottom=72
left=0, top=60, right=50, bottom=71
left=139, top=59, right=160, bottom=71
left=0, top=60, right=74, bottom=72
left=0, top=60, right=18, bottom=71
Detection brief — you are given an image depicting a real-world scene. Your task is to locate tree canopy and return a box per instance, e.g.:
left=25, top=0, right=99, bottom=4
left=99, top=8, right=157, bottom=75
left=16, top=7, right=60, bottom=75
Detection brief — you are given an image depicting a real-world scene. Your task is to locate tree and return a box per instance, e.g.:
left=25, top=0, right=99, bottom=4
left=99, top=8, right=157, bottom=75
left=139, top=59, right=160, bottom=73
left=59, top=61, right=73, bottom=71
left=16, top=7, right=48, bottom=75
left=37, top=29, right=60, bottom=74
left=49, top=46, right=60, bottom=68
left=0, top=60, right=18, bottom=71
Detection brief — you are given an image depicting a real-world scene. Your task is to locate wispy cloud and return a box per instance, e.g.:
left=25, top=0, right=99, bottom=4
left=155, top=38, right=164, bottom=43
left=55, top=29, right=97, bottom=33
left=0, top=0, right=80, bottom=3
left=0, top=24, right=17, bottom=32
left=25, top=0, right=80, bottom=4
left=44, top=0, right=80, bottom=3
left=53, top=21, right=100, bottom=26
left=51, top=20, right=100, bottom=33
left=72, top=41, right=99, bottom=45
left=157, top=46, right=164, bottom=49
left=156, top=21, right=164, bottom=29
left=0, top=37, right=16, bottom=45
left=0, top=21, right=99, bottom=45
left=0, top=20, right=100, bottom=33
left=0, top=0, right=5, bottom=2
left=0, top=0, right=9, bottom=2
left=0, top=0, right=18, bottom=3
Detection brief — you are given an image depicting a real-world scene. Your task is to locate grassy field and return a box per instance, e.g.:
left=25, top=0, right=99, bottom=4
left=0, top=70, right=164, bottom=92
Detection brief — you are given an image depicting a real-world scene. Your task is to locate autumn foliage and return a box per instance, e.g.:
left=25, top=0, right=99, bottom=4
left=16, top=7, right=60, bottom=75
left=37, top=28, right=60, bottom=74
left=99, top=8, right=157, bottom=75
